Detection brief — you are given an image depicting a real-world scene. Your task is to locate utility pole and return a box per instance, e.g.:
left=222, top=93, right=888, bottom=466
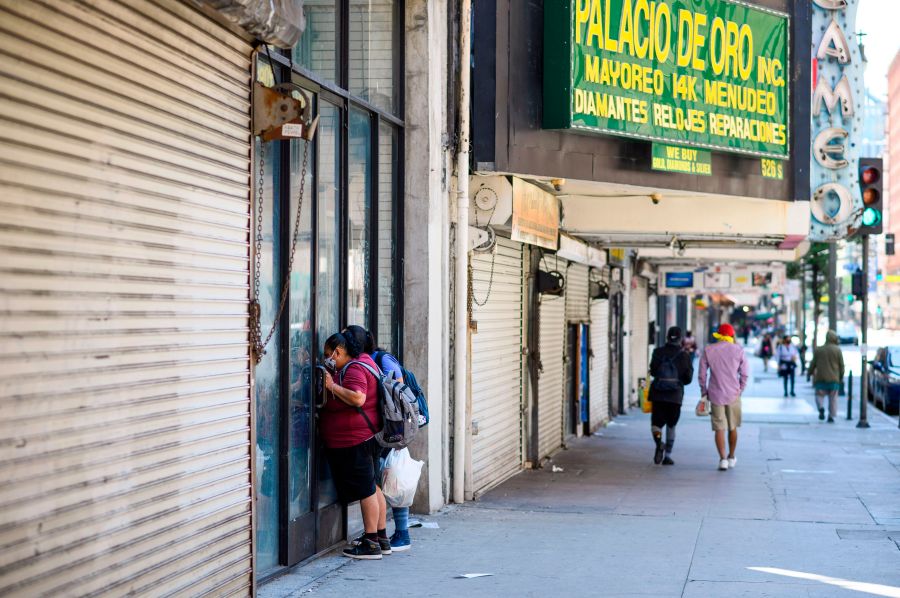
left=828, top=243, right=838, bottom=332
left=858, top=235, right=870, bottom=429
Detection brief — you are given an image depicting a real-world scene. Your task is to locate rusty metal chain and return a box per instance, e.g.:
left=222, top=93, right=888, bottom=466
left=249, top=139, right=311, bottom=363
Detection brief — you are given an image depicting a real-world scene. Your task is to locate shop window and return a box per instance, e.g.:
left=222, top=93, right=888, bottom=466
left=292, top=0, right=339, bottom=82
left=288, top=137, right=314, bottom=521
left=376, top=121, right=397, bottom=351
left=347, top=108, right=372, bottom=329
left=253, top=137, right=282, bottom=573
left=350, top=0, right=398, bottom=114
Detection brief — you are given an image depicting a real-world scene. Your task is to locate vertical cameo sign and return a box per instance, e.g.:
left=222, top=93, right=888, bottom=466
left=808, top=0, right=865, bottom=241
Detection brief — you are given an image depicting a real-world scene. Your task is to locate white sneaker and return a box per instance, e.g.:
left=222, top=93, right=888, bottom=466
left=728, top=457, right=737, bottom=468
left=718, top=459, right=729, bottom=471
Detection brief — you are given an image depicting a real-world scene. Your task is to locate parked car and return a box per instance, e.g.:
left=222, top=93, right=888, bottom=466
left=836, top=321, right=859, bottom=345
left=868, top=346, right=900, bottom=415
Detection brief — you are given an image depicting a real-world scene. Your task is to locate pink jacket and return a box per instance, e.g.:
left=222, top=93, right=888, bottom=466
left=698, top=341, right=749, bottom=405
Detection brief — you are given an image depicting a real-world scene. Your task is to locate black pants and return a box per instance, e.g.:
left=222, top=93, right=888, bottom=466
left=651, top=401, right=681, bottom=454
left=780, top=363, right=795, bottom=395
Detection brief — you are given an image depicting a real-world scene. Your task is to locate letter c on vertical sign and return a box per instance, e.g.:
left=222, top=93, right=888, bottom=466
left=812, top=0, right=848, bottom=9
left=813, top=127, right=849, bottom=169
left=811, top=183, right=854, bottom=225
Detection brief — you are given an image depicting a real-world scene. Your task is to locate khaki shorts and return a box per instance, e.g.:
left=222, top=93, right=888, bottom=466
left=710, top=399, right=742, bottom=431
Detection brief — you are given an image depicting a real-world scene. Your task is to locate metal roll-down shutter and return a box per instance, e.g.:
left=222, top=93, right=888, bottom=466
left=0, top=1, right=254, bottom=595
left=537, top=288, right=566, bottom=461
left=470, top=238, right=525, bottom=495
left=630, top=277, right=650, bottom=408
left=589, top=299, right=610, bottom=430
left=565, top=263, right=590, bottom=323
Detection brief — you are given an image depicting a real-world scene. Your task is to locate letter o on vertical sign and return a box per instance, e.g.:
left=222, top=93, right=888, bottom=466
left=811, top=183, right=854, bottom=225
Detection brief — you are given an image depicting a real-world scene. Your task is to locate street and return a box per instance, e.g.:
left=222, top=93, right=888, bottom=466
left=262, top=352, right=900, bottom=598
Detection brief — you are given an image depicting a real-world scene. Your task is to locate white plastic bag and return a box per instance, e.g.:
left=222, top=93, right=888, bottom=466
left=381, top=448, right=424, bottom=508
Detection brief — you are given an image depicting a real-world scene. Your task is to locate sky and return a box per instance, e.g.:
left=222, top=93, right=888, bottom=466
left=857, top=0, right=900, bottom=98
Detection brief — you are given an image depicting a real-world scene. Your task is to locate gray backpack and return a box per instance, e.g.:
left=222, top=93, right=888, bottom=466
left=339, top=360, right=420, bottom=449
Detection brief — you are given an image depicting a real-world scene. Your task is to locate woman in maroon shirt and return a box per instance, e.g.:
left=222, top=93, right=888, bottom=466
left=321, top=332, right=388, bottom=560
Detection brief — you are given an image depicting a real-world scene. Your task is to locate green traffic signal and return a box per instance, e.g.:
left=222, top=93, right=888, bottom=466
left=862, top=207, right=881, bottom=227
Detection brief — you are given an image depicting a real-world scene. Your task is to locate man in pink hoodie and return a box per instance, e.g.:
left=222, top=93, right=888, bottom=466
left=698, top=323, right=750, bottom=471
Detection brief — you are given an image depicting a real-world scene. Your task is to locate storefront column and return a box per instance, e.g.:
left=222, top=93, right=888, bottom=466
left=404, top=0, right=451, bottom=513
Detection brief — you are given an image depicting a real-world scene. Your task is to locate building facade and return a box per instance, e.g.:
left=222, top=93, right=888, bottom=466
left=0, top=0, right=814, bottom=594
left=0, top=0, right=453, bottom=593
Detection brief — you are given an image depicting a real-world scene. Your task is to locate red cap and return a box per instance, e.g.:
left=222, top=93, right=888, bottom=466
left=717, top=323, right=736, bottom=338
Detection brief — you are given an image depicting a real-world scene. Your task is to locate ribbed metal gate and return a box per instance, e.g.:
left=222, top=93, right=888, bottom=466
left=589, top=299, right=610, bottom=430
left=470, top=238, right=525, bottom=495
left=565, top=263, right=590, bottom=323
left=537, top=288, right=566, bottom=460
left=630, top=277, right=650, bottom=408
left=0, top=1, right=254, bottom=595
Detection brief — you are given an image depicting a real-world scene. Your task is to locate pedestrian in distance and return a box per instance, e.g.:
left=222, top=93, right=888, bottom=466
left=741, top=324, right=751, bottom=346
left=758, top=334, right=773, bottom=373
left=807, top=330, right=845, bottom=423
left=343, top=324, right=413, bottom=552
left=698, top=323, right=749, bottom=471
left=649, top=326, right=694, bottom=465
left=776, top=335, right=799, bottom=397
left=320, top=332, right=390, bottom=560
left=681, top=330, right=698, bottom=362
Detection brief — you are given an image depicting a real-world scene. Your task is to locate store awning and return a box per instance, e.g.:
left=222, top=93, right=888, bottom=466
left=551, top=178, right=809, bottom=261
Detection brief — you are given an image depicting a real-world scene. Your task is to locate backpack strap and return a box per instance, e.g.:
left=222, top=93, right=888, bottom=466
left=338, top=360, right=382, bottom=435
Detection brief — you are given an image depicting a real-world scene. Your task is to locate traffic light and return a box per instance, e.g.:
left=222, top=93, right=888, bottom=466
left=887, top=233, right=895, bottom=256
left=858, top=158, right=883, bottom=235
left=851, top=269, right=864, bottom=300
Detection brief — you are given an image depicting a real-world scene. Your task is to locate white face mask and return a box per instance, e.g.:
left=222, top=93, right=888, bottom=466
left=323, top=349, right=338, bottom=371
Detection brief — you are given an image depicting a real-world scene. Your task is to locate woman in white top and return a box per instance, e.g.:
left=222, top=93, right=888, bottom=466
left=776, top=336, right=800, bottom=397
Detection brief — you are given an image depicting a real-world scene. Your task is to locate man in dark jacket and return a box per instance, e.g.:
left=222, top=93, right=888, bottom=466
left=649, top=326, right=694, bottom=465
left=808, top=330, right=845, bottom=423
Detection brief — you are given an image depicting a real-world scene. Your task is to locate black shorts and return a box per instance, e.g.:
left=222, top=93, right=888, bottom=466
left=651, top=401, right=682, bottom=429
left=325, top=437, right=381, bottom=504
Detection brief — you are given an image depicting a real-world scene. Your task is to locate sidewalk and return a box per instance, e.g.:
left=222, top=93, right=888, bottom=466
left=262, top=351, right=900, bottom=598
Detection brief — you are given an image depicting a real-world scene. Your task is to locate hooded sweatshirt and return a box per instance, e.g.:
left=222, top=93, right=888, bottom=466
left=808, top=331, right=845, bottom=386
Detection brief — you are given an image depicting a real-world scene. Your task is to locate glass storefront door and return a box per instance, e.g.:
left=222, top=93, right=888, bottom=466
left=253, top=0, right=403, bottom=579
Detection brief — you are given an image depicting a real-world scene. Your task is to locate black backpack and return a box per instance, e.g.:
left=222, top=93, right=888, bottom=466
left=652, top=352, right=683, bottom=393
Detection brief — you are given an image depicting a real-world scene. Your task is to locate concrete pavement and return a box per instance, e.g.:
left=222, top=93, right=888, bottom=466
left=261, top=351, right=900, bottom=598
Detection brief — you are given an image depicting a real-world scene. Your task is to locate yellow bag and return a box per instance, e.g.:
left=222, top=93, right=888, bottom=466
left=641, top=379, right=652, bottom=413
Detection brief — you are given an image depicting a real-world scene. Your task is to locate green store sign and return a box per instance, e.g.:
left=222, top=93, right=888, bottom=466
left=543, top=0, right=790, bottom=158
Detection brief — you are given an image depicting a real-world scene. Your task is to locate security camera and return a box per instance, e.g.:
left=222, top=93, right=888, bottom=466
left=650, top=192, right=663, bottom=205
left=551, top=178, right=566, bottom=192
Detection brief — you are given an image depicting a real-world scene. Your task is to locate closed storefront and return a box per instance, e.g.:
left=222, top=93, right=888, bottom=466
left=589, top=298, right=610, bottom=430
left=470, top=237, right=525, bottom=495
left=0, top=1, right=254, bottom=595
left=537, top=267, right=566, bottom=460
left=629, top=276, right=650, bottom=408
left=565, top=263, right=590, bottom=323
left=563, top=262, right=590, bottom=437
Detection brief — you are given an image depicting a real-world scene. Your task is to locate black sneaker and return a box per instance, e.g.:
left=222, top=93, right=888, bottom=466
left=654, top=437, right=664, bottom=465
left=351, top=534, right=392, bottom=555
left=662, top=456, right=675, bottom=465
left=827, top=416, right=835, bottom=423
left=343, top=538, right=382, bottom=560
left=818, top=408, right=825, bottom=420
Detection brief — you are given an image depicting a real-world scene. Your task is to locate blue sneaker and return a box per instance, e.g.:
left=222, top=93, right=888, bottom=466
left=390, top=531, right=411, bottom=552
